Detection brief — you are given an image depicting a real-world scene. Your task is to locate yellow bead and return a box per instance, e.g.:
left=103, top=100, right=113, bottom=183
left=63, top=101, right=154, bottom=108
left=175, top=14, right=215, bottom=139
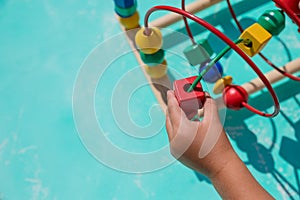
left=119, top=11, right=140, bottom=30
left=144, top=60, right=167, bottom=79
left=213, top=76, right=233, bottom=94
left=135, top=27, right=163, bottom=54
left=238, top=23, right=272, bottom=57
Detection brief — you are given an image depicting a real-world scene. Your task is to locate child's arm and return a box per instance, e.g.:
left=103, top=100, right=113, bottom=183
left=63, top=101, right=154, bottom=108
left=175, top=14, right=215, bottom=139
left=166, top=90, right=274, bottom=200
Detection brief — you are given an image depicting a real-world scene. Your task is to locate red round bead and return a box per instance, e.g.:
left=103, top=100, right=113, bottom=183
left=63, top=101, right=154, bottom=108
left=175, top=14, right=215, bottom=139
left=223, top=85, right=249, bottom=110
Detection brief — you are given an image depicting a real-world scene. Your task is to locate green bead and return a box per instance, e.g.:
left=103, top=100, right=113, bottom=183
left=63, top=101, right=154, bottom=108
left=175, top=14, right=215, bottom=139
left=183, top=44, right=210, bottom=66
left=258, top=9, right=285, bottom=36
left=115, top=2, right=137, bottom=18
left=197, top=39, right=214, bottom=56
left=140, top=49, right=165, bottom=67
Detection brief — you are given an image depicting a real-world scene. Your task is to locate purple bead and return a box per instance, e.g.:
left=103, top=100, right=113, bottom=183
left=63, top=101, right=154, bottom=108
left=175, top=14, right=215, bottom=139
left=199, top=61, right=223, bottom=83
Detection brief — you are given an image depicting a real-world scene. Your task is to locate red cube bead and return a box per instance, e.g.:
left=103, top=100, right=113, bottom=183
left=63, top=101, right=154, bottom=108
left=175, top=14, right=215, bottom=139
left=173, top=76, right=206, bottom=117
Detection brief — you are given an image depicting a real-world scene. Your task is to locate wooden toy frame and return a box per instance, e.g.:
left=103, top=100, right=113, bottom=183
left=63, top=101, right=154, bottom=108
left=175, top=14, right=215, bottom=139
left=116, top=0, right=300, bottom=115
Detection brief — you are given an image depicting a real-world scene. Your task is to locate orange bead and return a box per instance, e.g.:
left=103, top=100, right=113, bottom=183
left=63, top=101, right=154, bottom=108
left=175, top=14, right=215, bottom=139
left=135, top=27, right=163, bottom=54
left=119, top=11, right=140, bottom=30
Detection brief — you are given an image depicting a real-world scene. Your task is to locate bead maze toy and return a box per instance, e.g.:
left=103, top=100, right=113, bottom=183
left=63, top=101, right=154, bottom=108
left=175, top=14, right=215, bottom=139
left=113, top=0, right=300, bottom=119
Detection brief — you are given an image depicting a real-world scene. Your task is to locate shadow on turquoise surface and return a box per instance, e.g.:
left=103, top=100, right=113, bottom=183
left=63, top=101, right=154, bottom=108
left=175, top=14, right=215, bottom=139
left=279, top=97, right=300, bottom=198
left=163, top=0, right=269, bottom=49
left=224, top=79, right=300, bottom=199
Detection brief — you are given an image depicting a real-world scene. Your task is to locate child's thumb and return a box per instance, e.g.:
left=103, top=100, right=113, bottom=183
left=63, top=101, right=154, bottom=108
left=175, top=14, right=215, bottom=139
left=202, top=95, right=220, bottom=124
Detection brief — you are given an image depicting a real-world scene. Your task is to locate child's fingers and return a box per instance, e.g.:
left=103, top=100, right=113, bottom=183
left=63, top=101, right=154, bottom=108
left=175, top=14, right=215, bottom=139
left=167, top=90, right=187, bottom=130
left=198, top=93, right=224, bottom=158
left=202, top=94, right=219, bottom=124
left=165, top=112, right=174, bottom=141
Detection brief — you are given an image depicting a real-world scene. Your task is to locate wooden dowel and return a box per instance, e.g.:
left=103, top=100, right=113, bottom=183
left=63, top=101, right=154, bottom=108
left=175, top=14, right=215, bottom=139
left=242, top=58, right=300, bottom=95
left=199, top=58, right=300, bottom=115
left=149, top=0, right=223, bottom=28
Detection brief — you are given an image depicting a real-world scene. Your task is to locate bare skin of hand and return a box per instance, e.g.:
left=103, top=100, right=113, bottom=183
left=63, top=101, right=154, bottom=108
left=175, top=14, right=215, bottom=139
left=166, top=90, right=274, bottom=200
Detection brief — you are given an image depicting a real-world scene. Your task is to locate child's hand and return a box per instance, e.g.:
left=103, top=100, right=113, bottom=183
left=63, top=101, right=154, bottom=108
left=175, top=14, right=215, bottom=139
left=166, top=90, right=274, bottom=199
left=165, top=90, right=234, bottom=178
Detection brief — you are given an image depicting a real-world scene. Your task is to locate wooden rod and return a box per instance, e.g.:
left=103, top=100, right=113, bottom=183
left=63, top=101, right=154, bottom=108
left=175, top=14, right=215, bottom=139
left=198, top=58, right=300, bottom=115
left=149, top=0, right=223, bottom=28
left=241, top=58, right=300, bottom=95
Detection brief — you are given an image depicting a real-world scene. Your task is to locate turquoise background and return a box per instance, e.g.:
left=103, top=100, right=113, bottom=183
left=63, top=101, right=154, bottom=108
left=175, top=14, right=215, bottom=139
left=1, top=0, right=300, bottom=199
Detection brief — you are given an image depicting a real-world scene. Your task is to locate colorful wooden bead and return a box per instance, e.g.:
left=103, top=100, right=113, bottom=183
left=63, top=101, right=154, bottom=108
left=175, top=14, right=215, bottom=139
left=135, top=27, right=163, bottom=54
left=119, top=11, right=140, bottom=30
left=183, top=44, right=210, bottom=66
left=258, top=10, right=285, bottom=36
left=238, top=23, right=272, bottom=57
left=115, top=2, right=137, bottom=18
left=213, top=76, right=232, bottom=94
left=283, top=0, right=300, bottom=15
left=114, top=0, right=135, bottom=8
left=198, top=39, right=214, bottom=56
left=140, top=49, right=165, bottom=66
left=222, top=85, right=248, bottom=110
left=144, top=60, right=167, bottom=79
left=173, top=76, right=206, bottom=117
left=199, top=61, right=223, bottom=83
